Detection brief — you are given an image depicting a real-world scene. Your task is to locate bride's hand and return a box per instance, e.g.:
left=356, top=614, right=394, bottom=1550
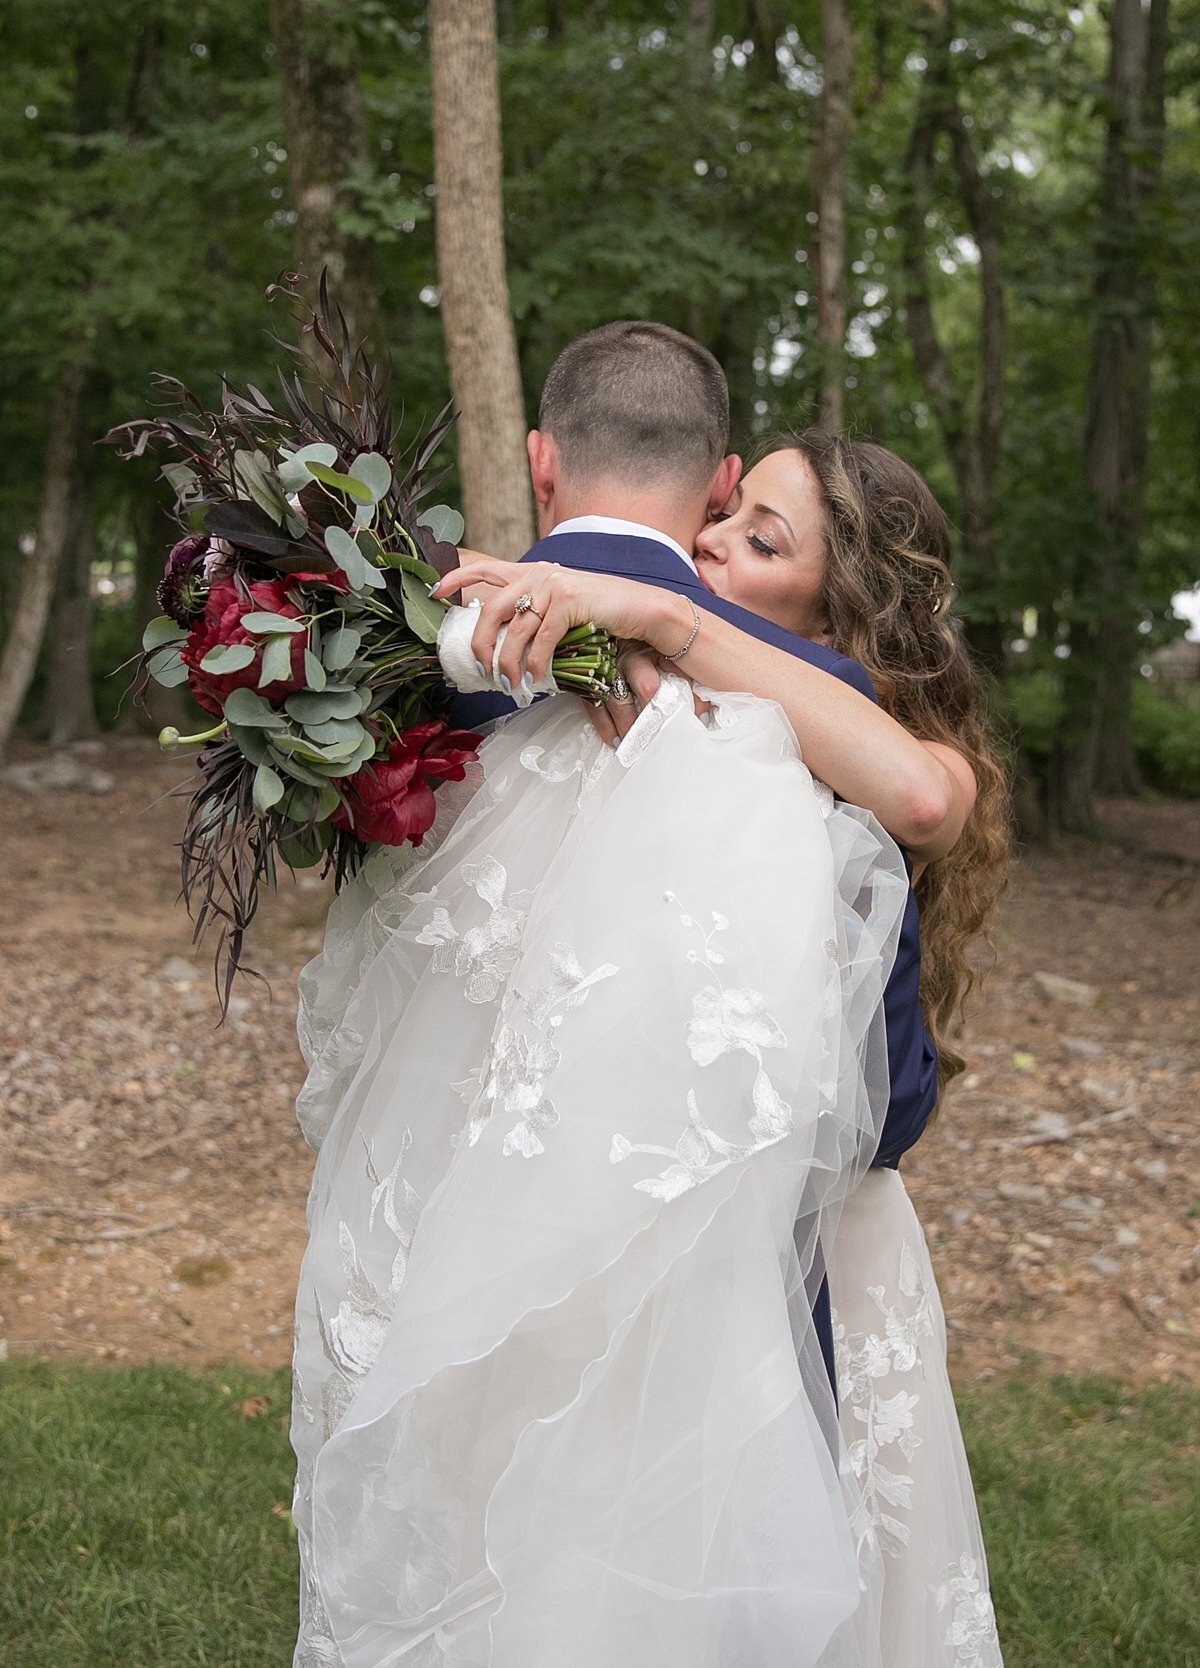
left=431, top=553, right=681, bottom=690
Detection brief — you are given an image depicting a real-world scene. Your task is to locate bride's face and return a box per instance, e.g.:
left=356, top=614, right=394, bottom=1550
left=693, top=451, right=829, bottom=641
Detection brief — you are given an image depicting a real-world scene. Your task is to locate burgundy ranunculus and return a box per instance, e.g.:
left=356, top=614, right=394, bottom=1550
left=158, top=535, right=210, bottom=626
left=181, top=574, right=344, bottom=715
left=332, top=720, right=482, bottom=847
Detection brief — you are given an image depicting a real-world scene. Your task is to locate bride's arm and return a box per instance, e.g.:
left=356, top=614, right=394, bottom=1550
left=432, top=557, right=976, bottom=863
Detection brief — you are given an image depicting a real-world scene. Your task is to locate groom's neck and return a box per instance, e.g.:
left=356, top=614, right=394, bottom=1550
left=541, top=483, right=704, bottom=553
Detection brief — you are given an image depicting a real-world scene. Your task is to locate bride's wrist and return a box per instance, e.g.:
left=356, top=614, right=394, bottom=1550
left=648, top=591, right=700, bottom=659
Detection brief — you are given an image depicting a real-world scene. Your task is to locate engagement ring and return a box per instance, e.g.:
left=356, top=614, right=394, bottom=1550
left=513, top=592, right=543, bottom=621
left=610, top=676, right=635, bottom=704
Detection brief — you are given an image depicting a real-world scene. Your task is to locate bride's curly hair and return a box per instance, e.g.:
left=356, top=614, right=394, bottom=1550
left=764, top=430, right=1012, bottom=1098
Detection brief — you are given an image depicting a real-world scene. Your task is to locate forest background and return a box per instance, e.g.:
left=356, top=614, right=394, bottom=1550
left=1, top=0, right=1198, bottom=837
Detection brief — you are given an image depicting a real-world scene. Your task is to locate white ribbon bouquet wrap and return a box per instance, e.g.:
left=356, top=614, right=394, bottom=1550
left=291, top=678, right=910, bottom=1668
left=434, top=599, right=559, bottom=709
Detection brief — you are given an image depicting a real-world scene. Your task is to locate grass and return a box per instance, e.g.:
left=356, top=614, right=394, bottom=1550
left=0, top=1359, right=1196, bottom=1666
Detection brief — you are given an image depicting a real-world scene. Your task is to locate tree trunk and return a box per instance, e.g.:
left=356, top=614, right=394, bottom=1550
left=268, top=0, right=381, bottom=353
left=0, top=360, right=88, bottom=756
left=429, top=0, right=533, bottom=559
left=45, top=450, right=99, bottom=744
left=899, top=3, right=1006, bottom=674
left=1052, top=0, right=1169, bottom=827
left=685, top=0, right=716, bottom=83
left=813, top=0, right=853, bottom=431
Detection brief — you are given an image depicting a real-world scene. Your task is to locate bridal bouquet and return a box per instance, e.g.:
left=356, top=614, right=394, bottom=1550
left=111, top=277, right=617, bottom=1008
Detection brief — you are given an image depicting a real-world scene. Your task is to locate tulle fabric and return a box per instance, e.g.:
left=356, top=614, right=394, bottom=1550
left=290, top=678, right=911, bottom=1667
left=828, top=1170, right=1004, bottom=1667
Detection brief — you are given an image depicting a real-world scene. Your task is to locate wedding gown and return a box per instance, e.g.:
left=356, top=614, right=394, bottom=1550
left=289, top=677, right=1002, bottom=1668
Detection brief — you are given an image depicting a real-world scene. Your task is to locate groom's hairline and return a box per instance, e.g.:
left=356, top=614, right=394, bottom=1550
left=538, top=320, right=728, bottom=493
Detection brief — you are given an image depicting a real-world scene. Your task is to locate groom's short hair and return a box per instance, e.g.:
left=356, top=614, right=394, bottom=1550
left=538, top=321, right=728, bottom=493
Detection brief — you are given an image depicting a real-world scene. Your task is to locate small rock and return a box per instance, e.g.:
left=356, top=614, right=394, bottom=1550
left=1027, top=1111, right=1073, bottom=1141
left=949, top=1208, right=972, bottom=1229
left=997, top=1182, right=1050, bottom=1205
left=1062, top=1036, right=1103, bottom=1057
left=1088, top=1255, right=1120, bottom=1277
left=3, top=755, right=115, bottom=794
left=1134, top=1159, right=1169, bottom=1183
left=1032, top=971, right=1098, bottom=1006
left=1115, top=1226, right=1141, bottom=1248
left=1061, top=1194, right=1104, bottom=1215
left=159, top=957, right=199, bottom=985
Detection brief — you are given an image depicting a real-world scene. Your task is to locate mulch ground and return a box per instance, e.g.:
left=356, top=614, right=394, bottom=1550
left=1, top=737, right=1196, bottom=1386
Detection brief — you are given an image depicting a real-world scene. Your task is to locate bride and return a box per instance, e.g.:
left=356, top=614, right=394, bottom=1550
left=289, top=326, right=1009, bottom=1666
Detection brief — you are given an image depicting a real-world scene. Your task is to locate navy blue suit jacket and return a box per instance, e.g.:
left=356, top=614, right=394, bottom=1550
left=451, top=531, right=939, bottom=1382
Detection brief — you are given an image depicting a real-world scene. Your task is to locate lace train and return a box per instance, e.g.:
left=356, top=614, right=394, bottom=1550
left=290, top=679, right=916, bottom=1666
left=829, top=1169, right=1004, bottom=1666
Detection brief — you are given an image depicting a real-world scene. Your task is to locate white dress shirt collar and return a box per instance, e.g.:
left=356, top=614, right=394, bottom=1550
left=546, top=515, right=697, bottom=576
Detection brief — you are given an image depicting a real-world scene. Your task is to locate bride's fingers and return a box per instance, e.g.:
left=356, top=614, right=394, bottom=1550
left=585, top=701, right=620, bottom=750
left=620, top=646, right=662, bottom=709
left=430, top=562, right=513, bottom=599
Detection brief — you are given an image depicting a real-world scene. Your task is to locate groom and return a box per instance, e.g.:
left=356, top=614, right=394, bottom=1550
left=451, top=320, right=938, bottom=1381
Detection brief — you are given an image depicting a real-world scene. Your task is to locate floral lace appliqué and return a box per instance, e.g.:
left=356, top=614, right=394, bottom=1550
left=934, top=1554, right=1003, bottom=1667
left=833, top=1240, right=935, bottom=1556
left=610, top=892, right=794, bottom=1201
left=457, top=943, right=618, bottom=1154
left=413, top=856, right=528, bottom=1004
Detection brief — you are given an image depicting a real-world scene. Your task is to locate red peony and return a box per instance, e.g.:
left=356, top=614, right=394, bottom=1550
left=181, top=572, right=346, bottom=715
left=332, top=720, right=481, bottom=847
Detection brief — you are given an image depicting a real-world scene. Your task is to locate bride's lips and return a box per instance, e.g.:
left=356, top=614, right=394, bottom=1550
left=693, top=563, right=717, bottom=595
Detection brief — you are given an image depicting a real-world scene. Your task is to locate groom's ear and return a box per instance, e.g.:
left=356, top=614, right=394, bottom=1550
left=707, top=454, right=742, bottom=519
left=526, top=429, right=557, bottom=510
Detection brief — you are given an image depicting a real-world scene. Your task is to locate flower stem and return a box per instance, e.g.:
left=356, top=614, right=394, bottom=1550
left=158, top=721, right=229, bottom=751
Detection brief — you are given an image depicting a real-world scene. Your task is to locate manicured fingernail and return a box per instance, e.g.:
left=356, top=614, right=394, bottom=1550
left=498, top=673, right=511, bottom=694
left=609, top=736, right=620, bottom=748
left=426, top=581, right=441, bottom=595
left=474, top=658, right=488, bottom=678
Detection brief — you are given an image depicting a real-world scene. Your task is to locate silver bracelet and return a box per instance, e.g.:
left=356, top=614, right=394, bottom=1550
left=662, top=595, right=701, bottom=661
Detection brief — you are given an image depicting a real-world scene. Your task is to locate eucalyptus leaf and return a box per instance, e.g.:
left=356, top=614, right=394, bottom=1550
left=393, top=551, right=440, bottom=587
left=303, top=717, right=365, bottom=747
left=285, top=688, right=362, bottom=724
left=417, top=504, right=465, bottom=546
left=303, top=649, right=327, bottom=691
left=241, top=611, right=306, bottom=634
left=229, top=724, right=270, bottom=765
left=277, top=442, right=337, bottom=494
left=252, top=762, right=285, bottom=814
left=348, top=451, right=392, bottom=502
left=199, top=642, right=255, bottom=674
left=268, top=746, right=329, bottom=787
left=321, top=626, right=363, bottom=670
left=258, top=634, right=294, bottom=688
left=147, top=645, right=190, bottom=687
left=305, top=461, right=374, bottom=504
left=233, top=448, right=288, bottom=525
left=325, top=524, right=385, bottom=591
left=399, top=568, right=445, bottom=644
left=270, top=730, right=335, bottom=762
left=223, top=687, right=279, bottom=727
left=355, top=527, right=383, bottom=560
left=162, top=462, right=200, bottom=499
left=143, top=615, right=187, bottom=652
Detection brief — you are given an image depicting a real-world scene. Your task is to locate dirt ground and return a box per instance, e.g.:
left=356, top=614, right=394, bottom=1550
left=1, top=737, right=1197, bottom=1388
